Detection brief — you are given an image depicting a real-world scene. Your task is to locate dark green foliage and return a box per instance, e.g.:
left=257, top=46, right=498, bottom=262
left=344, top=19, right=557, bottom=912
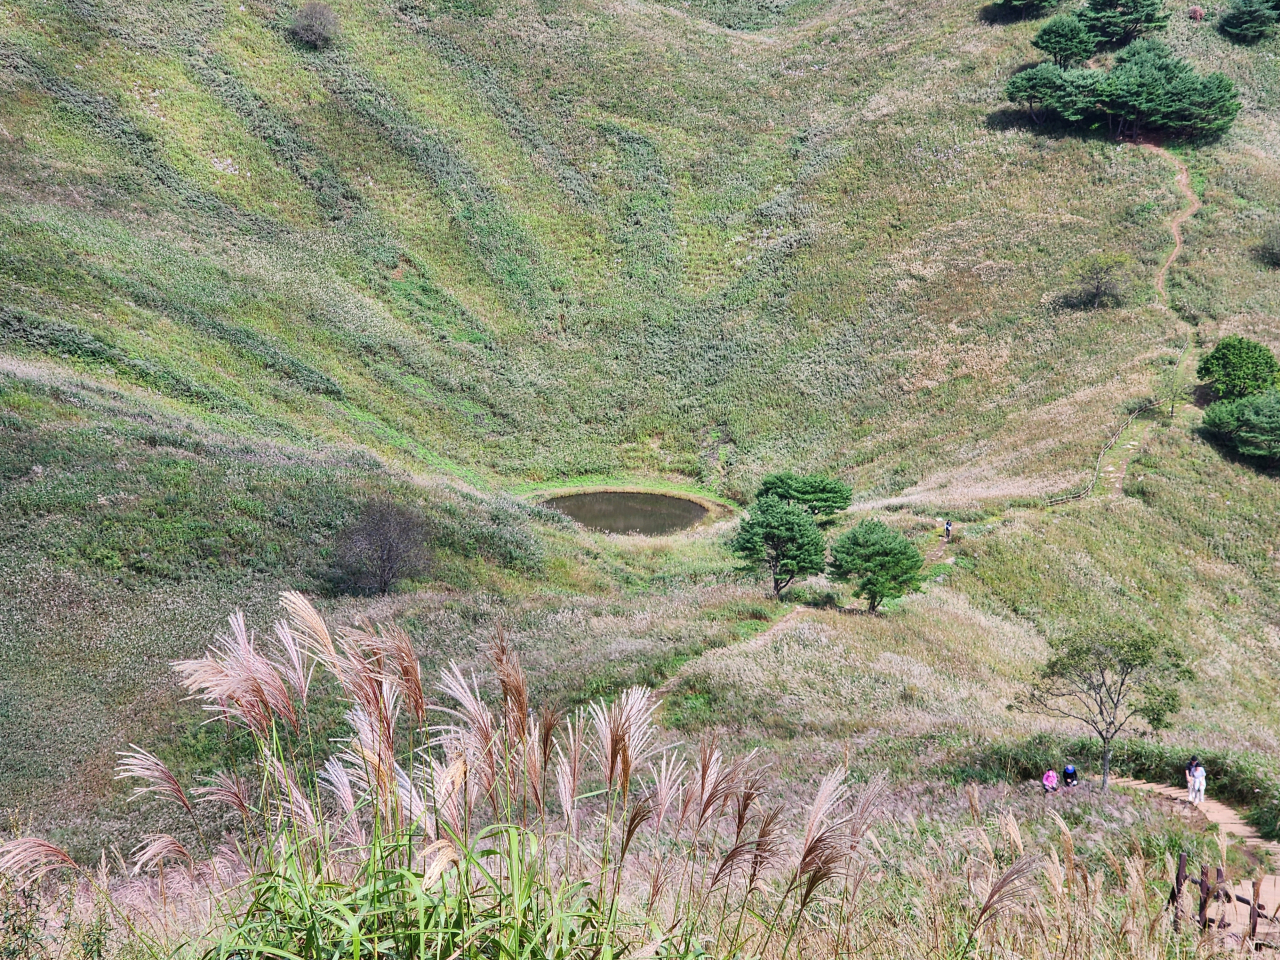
left=756, top=472, right=853, bottom=520
left=1016, top=625, right=1189, bottom=786
left=729, top=495, right=826, bottom=597
left=828, top=519, right=923, bottom=613
left=1102, top=39, right=1239, bottom=139
left=1196, top=335, right=1280, bottom=400
left=1005, top=63, right=1065, bottom=124
left=1203, top=390, right=1280, bottom=461
left=1077, top=0, right=1170, bottom=45
left=1033, top=14, right=1098, bottom=66
left=289, top=2, right=340, bottom=49
left=1218, top=0, right=1278, bottom=43
left=1007, top=40, right=1241, bottom=139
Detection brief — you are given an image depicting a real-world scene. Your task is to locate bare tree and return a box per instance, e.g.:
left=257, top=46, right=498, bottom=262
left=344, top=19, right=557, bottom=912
left=289, top=2, right=339, bottom=49
left=1069, top=253, right=1130, bottom=309
left=334, top=499, right=429, bottom=595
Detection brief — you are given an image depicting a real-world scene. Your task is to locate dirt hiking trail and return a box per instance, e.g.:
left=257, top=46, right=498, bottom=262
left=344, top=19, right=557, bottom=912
left=1112, top=776, right=1280, bottom=940
left=1141, top=142, right=1201, bottom=306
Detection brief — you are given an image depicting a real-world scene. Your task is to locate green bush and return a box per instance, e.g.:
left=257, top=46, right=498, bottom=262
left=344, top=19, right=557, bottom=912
left=1203, top=390, right=1280, bottom=461
left=1196, top=335, right=1280, bottom=400
left=756, top=472, right=852, bottom=521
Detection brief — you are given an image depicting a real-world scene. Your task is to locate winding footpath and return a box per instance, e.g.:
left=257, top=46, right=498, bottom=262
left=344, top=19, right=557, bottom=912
left=1141, top=142, right=1202, bottom=306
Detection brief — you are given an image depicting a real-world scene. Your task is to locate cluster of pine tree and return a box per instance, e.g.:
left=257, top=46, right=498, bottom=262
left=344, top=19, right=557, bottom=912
left=1003, top=0, right=1241, bottom=139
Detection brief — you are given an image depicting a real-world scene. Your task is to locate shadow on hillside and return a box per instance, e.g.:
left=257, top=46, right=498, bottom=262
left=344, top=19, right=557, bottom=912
left=1194, top=426, right=1280, bottom=475
left=977, top=3, right=1030, bottom=23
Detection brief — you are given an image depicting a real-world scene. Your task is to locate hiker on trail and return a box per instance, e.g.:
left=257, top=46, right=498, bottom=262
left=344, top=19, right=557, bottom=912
left=1042, top=768, right=1059, bottom=794
left=1062, top=764, right=1078, bottom=788
left=1191, top=760, right=1206, bottom=805
left=945, top=520, right=953, bottom=542
left=1186, top=756, right=1200, bottom=803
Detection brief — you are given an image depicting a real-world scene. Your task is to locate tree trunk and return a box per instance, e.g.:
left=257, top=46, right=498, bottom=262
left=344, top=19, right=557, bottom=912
left=1101, top=742, right=1112, bottom=790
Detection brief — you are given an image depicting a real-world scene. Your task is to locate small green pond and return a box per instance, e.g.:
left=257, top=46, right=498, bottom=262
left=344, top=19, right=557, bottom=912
left=542, top=492, right=708, bottom=535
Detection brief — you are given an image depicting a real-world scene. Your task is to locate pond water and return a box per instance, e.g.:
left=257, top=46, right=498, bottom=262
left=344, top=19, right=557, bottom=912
left=542, top=491, right=709, bottom=536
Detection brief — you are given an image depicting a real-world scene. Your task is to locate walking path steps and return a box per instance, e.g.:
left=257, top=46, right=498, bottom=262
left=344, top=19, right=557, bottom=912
left=1111, top=776, right=1280, bottom=942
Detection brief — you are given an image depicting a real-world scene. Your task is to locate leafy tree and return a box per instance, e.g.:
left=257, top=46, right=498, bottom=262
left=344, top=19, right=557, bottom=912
left=1218, top=0, right=1278, bottom=43
left=756, top=472, right=852, bottom=522
left=1033, top=14, right=1098, bottom=66
left=1077, top=0, right=1170, bottom=45
left=1016, top=626, right=1189, bottom=788
left=1203, top=390, right=1280, bottom=460
left=289, top=1, right=339, bottom=49
left=334, top=499, right=430, bottom=595
left=828, top=520, right=923, bottom=613
left=1005, top=63, right=1065, bottom=124
left=1196, top=335, right=1280, bottom=400
left=730, top=496, right=827, bottom=598
left=1069, top=252, right=1130, bottom=308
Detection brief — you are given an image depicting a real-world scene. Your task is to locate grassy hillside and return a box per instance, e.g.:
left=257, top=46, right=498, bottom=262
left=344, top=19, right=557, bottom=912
left=2, top=0, right=1280, bottom=857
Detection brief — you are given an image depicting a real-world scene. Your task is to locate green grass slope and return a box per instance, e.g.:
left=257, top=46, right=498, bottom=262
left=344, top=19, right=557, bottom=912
left=3, top=0, right=1280, bottom=843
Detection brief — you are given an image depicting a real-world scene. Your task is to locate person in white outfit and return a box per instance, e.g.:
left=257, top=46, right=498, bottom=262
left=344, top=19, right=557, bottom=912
left=1186, top=755, right=1199, bottom=803
left=1191, top=761, right=1206, bottom=804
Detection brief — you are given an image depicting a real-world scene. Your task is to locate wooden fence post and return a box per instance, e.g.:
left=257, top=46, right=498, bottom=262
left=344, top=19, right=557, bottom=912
left=1169, top=852, right=1187, bottom=932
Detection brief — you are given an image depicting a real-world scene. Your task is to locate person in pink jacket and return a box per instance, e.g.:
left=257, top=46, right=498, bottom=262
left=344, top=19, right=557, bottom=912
left=1042, top=768, right=1059, bottom=794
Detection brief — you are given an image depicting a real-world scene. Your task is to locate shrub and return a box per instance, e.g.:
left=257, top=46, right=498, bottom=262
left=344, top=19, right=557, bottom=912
left=288, top=1, right=339, bottom=49
left=333, top=498, right=430, bottom=594
left=1103, top=39, right=1240, bottom=139
left=1068, top=252, right=1130, bottom=308
left=1196, top=335, right=1280, bottom=400
left=828, top=519, right=924, bottom=613
left=1077, top=0, right=1170, bottom=45
left=729, top=495, right=827, bottom=597
left=1257, top=223, right=1280, bottom=267
left=1203, top=389, right=1280, bottom=461
left=1033, top=14, right=1098, bottom=66
left=1217, top=0, right=1278, bottom=42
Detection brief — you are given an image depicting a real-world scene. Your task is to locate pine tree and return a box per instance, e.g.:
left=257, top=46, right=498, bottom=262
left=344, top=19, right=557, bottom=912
left=1078, top=0, right=1170, bottom=45
left=1005, top=63, right=1066, bottom=124
left=1033, top=15, right=1098, bottom=67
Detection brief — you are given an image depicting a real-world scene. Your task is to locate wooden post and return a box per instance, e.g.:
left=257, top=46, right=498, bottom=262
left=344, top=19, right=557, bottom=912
left=1251, top=878, right=1262, bottom=941
left=1198, top=864, right=1211, bottom=931
left=1214, top=866, right=1231, bottom=930
left=1169, top=852, right=1187, bottom=932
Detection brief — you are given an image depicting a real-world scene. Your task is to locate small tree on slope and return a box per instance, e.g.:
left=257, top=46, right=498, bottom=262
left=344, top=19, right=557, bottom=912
left=756, top=472, right=853, bottom=523
left=1016, top=626, right=1189, bottom=788
left=1034, top=14, right=1098, bottom=67
left=828, top=520, right=923, bottom=613
left=730, top=495, right=827, bottom=598
left=1197, top=335, right=1280, bottom=400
